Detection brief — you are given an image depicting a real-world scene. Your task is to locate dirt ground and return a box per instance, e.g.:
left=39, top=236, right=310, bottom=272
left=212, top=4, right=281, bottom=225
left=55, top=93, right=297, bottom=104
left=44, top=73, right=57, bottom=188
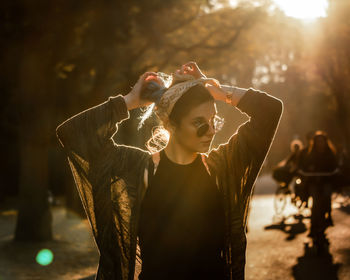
left=0, top=200, right=99, bottom=280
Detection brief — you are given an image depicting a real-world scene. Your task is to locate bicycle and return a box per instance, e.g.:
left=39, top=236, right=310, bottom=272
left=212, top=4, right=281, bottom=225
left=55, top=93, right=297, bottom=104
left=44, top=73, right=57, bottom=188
left=273, top=176, right=309, bottom=218
left=332, top=175, right=350, bottom=208
left=296, top=169, right=339, bottom=255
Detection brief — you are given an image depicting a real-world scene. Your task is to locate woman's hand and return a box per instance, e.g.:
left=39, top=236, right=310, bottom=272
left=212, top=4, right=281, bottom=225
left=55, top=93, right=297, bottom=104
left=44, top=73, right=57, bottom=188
left=205, top=80, right=227, bottom=102
left=176, top=61, right=206, bottom=79
left=124, top=72, right=161, bottom=110
left=175, top=62, right=228, bottom=102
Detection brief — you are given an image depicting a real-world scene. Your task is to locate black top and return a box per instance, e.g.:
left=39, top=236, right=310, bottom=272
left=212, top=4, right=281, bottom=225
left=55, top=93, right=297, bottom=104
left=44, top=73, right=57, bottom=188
left=138, top=151, right=225, bottom=280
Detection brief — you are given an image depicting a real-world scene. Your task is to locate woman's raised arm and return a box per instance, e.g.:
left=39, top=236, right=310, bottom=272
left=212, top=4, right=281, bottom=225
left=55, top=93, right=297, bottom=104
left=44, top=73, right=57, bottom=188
left=56, top=72, right=159, bottom=162
left=208, top=87, right=283, bottom=205
left=56, top=95, right=130, bottom=162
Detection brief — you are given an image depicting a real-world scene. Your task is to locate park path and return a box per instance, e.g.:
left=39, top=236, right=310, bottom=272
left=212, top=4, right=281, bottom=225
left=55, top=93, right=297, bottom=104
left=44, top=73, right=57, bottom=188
left=246, top=174, right=350, bottom=280
left=0, top=174, right=349, bottom=280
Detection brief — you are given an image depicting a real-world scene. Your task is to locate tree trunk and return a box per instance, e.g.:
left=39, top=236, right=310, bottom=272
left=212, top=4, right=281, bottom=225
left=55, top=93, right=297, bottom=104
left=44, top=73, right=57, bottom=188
left=15, top=137, right=52, bottom=241
left=14, top=51, right=53, bottom=241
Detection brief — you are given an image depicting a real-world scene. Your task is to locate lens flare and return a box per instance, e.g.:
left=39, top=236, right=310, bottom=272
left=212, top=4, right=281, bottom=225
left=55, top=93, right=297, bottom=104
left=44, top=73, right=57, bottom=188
left=36, top=249, right=54, bottom=266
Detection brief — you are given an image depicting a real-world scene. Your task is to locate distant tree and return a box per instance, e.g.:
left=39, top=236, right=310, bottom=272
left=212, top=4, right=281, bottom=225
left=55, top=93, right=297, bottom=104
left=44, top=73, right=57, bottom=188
left=241, top=8, right=346, bottom=164
left=314, top=0, right=350, bottom=151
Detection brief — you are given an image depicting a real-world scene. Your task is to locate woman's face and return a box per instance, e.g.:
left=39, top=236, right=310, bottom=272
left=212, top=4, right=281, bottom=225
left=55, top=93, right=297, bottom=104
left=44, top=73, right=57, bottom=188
left=172, top=100, right=216, bottom=154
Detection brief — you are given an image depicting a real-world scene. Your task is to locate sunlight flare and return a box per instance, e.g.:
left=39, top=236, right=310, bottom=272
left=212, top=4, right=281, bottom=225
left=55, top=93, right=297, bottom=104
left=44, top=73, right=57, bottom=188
left=274, top=0, right=328, bottom=20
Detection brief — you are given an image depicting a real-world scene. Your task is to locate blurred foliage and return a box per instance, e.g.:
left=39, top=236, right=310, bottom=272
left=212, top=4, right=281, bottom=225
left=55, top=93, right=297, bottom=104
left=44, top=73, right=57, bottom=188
left=314, top=0, right=350, bottom=151
left=1, top=0, right=350, bottom=239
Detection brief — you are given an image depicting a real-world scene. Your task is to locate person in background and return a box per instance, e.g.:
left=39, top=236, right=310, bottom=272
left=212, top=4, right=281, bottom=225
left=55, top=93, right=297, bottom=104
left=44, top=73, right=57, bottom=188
left=272, top=139, right=303, bottom=189
left=285, top=139, right=305, bottom=202
left=298, top=131, right=339, bottom=241
left=286, top=139, right=303, bottom=172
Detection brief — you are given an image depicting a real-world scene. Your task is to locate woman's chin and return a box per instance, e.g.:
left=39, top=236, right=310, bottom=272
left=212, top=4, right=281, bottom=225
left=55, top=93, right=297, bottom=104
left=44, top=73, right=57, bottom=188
left=198, top=142, right=211, bottom=152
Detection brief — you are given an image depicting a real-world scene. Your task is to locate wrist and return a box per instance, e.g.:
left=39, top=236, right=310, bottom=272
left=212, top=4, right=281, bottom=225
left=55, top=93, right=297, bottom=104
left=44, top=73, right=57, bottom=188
left=123, top=94, right=138, bottom=110
left=220, top=85, right=247, bottom=106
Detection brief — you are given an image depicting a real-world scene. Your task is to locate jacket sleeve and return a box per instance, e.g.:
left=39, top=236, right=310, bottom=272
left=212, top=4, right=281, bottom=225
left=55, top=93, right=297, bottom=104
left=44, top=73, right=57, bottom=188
left=208, top=88, right=283, bottom=216
left=56, top=95, right=148, bottom=257
left=57, top=95, right=150, bottom=175
left=207, top=89, right=282, bottom=280
left=57, top=95, right=129, bottom=161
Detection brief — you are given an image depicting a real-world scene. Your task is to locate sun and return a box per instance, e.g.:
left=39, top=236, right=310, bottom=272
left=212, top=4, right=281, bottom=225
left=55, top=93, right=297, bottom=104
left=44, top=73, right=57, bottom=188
left=273, top=0, right=328, bottom=20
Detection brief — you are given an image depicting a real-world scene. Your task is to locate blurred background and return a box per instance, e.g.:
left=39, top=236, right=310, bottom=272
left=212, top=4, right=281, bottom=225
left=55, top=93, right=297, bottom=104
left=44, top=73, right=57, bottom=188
left=1, top=0, right=349, bottom=279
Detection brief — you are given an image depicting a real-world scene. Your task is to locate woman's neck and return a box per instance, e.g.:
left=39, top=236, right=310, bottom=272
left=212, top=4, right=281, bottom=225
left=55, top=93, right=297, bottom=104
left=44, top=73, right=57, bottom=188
left=164, top=138, right=197, bottom=165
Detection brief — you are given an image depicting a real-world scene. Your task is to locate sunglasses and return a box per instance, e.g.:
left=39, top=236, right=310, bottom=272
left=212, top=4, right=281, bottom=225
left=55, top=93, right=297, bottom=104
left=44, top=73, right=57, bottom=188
left=196, top=115, right=224, bottom=137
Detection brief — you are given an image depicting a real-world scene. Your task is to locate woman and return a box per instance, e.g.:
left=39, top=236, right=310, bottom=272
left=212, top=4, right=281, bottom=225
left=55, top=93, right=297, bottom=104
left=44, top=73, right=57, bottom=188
left=57, top=62, right=282, bottom=280
left=287, top=139, right=303, bottom=168
left=298, top=131, right=339, bottom=240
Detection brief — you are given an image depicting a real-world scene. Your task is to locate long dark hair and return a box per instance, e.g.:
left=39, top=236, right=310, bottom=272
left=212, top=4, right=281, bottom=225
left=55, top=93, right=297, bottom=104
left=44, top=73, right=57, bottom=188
left=303, top=131, right=338, bottom=172
left=307, top=131, right=337, bottom=156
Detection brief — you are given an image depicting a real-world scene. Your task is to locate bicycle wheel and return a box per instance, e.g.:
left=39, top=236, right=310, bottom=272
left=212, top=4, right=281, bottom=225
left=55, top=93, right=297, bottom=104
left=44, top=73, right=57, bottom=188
left=340, top=185, right=350, bottom=207
left=293, top=196, right=306, bottom=211
left=274, top=187, right=289, bottom=215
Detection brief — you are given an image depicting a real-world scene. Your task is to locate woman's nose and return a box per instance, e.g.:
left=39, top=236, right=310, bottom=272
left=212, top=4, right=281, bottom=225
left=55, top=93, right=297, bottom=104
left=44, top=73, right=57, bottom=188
left=206, top=123, right=215, bottom=137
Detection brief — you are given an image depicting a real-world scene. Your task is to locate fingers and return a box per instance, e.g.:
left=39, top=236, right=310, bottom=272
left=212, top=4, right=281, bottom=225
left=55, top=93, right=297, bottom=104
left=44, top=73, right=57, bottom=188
left=140, top=72, right=158, bottom=82
left=177, top=61, right=206, bottom=79
left=181, top=64, right=191, bottom=75
left=178, top=63, right=196, bottom=76
left=205, top=78, right=220, bottom=88
left=132, top=72, right=156, bottom=93
left=128, top=72, right=160, bottom=108
left=144, top=72, right=166, bottom=87
left=135, top=72, right=159, bottom=88
left=184, top=61, right=201, bottom=75
left=183, top=61, right=198, bottom=70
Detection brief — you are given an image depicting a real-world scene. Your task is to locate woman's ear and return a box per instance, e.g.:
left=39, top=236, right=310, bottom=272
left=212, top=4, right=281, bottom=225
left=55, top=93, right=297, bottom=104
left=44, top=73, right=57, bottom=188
left=163, top=119, right=176, bottom=135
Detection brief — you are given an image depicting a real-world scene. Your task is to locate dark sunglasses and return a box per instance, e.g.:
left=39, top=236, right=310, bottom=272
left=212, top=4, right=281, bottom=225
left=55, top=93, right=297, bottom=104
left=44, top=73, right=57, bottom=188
left=196, top=115, right=224, bottom=137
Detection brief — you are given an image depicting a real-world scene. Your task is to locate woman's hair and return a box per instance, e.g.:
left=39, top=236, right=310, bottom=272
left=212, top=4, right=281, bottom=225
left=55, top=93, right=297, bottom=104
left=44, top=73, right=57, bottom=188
left=301, top=130, right=338, bottom=171
left=307, top=130, right=337, bottom=156
left=144, top=83, right=214, bottom=153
